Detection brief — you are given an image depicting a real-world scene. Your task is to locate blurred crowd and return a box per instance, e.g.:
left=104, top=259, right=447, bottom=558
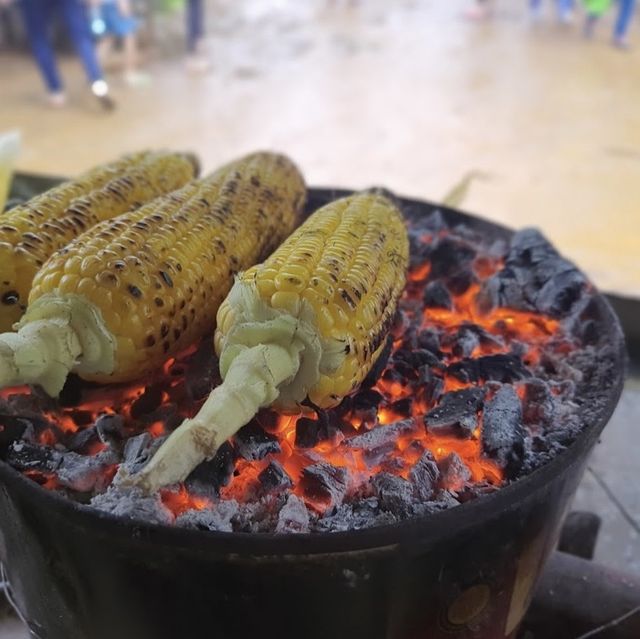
left=1, top=0, right=637, bottom=112
left=469, top=0, right=637, bottom=48
left=0, top=0, right=209, bottom=110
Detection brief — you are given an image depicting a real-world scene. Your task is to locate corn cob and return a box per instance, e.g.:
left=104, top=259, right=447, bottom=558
left=0, top=151, right=199, bottom=332
left=0, top=152, right=305, bottom=397
left=134, top=192, right=409, bottom=492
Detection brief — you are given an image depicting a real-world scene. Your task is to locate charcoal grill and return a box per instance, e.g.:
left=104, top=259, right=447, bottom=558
left=0, top=188, right=626, bottom=639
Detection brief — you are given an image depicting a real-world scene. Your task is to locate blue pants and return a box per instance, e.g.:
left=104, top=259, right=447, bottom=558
left=19, top=0, right=103, bottom=92
left=614, top=0, right=637, bottom=40
left=529, top=0, right=574, bottom=13
left=186, top=0, right=204, bottom=53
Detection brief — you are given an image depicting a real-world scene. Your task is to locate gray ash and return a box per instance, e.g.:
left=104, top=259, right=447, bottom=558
left=0, top=207, right=617, bottom=534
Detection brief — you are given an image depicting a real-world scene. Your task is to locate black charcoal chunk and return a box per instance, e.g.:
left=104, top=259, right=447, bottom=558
left=295, top=417, right=327, bottom=449
left=232, top=495, right=286, bottom=533
left=447, top=354, right=530, bottom=384
left=423, top=210, right=447, bottom=232
left=372, top=472, right=415, bottom=516
left=0, top=415, right=31, bottom=449
left=176, top=500, right=238, bottom=532
left=417, top=329, right=441, bottom=354
left=478, top=228, right=586, bottom=317
left=67, top=425, right=99, bottom=452
left=346, top=419, right=415, bottom=466
left=522, top=379, right=555, bottom=427
left=258, top=460, right=293, bottom=493
left=57, top=449, right=118, bottom=492
left=409, top=451, right=440, bottom=501
left=130, top=385, right=164, bottom=420
left=423, top=281, right=452, bottom=310
left=315, top=498, right=396, bottom=533
left=276, top=494, right=310, bottom=534
left=186, top=441, right=237, bottom=497
left=394, top=348, right=441, bottom=369
left=6, top=441, right=62, bottom=472
left=451, top=326, right=480, bottom=358
left=482, top=386, right=524, bottom=476
left=425, top=388, right=485, bottom=437
left=438, top=452, right=472, bottom=491
left=352, top=389, right=384, bottom=411
left=120, top=433, right=153, bottom=473
left=300, top=462, right=349, bottom=508
left=91, top=485, right=173, bottom=525
left=429, top=237, right=476, bottom=280
left=234, top=422, right=281, bottom=461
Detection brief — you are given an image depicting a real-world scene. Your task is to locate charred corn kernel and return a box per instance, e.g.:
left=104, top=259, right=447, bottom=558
left=0, top=151, right=198, bottom=331
left=134, top=192, right=409, bottom=492
left=0, top=151, right=305, bottom=396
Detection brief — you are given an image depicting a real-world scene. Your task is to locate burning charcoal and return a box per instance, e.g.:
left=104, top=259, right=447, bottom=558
left=234, top=421, right=281, bottom=461
left=57, top=449, right=119, bottom=493
left=186, top=441, right=237, bottom=497
left=352, top=389, right=384, bottom=412
left=372, top=473, right=415, bottom=517
left=275, top=494, right=310, bottom=534
left=256, top=410, right=279, bottom=432
left=423, top=209, right=447, bottom=232
left=6, top=441, right=61, bottom=472
left=447, top=266, right=475, bottom=296
left=522, top=379, right=555, bottom=428
left=408, top=451, right=440, bottom=501
left=295, top=417, right=328, bottom=449
left=389, top=397, right=413, bottom=418
left=361, top=334, right=394, bottom=389
left=482, top=386, right=524, bottom=476
left=416, top=328, right=441, bottom=355
left=130, top=385, right=164, bottom=420
left=451, top=326, right=480, bottom=358
left=315, top=497, right=397, bottom=533
left=258, top=460, right=293, bottom=494
left=438, top=453, right=472, bottom=492
left=300, top=462, right=349, bottom=509
left=447, top=354, right=530, bottom=384
left=423, top=281, right=452, bottom=310
left=95, top=413, right=126, bottom=444
left=91, top=485, right=173, bottom=525
left=176, top=500, right=238, bottom=532
left=57, top=374, right=84, bottom=407
left=424, top=388, right=485, bottom=438
left=346, top=419, right=415, bottom=467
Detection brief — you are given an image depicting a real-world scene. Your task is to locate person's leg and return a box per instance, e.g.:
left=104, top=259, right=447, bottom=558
left=186, top=0, right=204, bottom=54
left=584, top=12, right=599, bottom=38
left=19, top=0, right=64, bottom=94
left=614, top=0, right=637, bottom=44
left=60, top=0, right=103, bottom=83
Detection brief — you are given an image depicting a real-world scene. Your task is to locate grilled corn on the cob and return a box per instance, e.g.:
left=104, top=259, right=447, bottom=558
left=135, top=192, right=409, bottom=492
left=0, top=152, right=305, bottom=396
left=0, top=151, right=199, bottom=331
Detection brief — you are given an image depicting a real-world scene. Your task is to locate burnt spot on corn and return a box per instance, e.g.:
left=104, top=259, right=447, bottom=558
left=2, top=291, right=19, bottom=305
left=154, top=297, right=164, bottom=307
left=161, top=323, right=169, bottom=338
left=128, top=285, right=142, bottom=298
left=160, top=271, right=173, bottom=287
left=145, top=335, right=156, bottom=347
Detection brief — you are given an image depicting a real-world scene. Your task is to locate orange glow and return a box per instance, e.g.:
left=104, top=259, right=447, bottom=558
left=160, top=485, right=212, bottom=517
left=9, top=225, right=571, bottom=518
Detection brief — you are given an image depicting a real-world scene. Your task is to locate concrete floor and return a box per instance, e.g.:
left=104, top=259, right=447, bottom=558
left=1, top=1, right=639, bottom=636
left=1, top=0, right=639, bottom=295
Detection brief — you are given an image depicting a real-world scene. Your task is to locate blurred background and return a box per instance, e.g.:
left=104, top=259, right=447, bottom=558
left=0, top=1, right=639, bottom=631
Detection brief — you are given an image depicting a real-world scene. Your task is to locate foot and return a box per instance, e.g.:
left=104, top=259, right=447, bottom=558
left=91, top=79, right=116, bottom=111
left=185, top=54, right=211, bottom=74
left=47, top=92, right=67, bottom=108
left=613, top=37, right=631, bottom=50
